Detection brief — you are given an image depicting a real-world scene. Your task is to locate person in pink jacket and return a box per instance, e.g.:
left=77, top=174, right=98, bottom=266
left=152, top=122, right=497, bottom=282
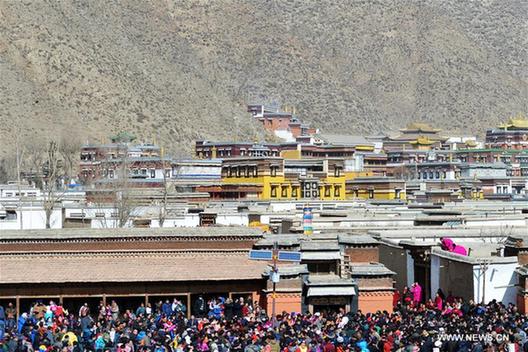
left=440, top=237, right=454, bottom=251
left=410, top=282, right=422, bottom=305
left=440, top=237, right=468, bottom=256
left=452, top=244, right=468, bottom=256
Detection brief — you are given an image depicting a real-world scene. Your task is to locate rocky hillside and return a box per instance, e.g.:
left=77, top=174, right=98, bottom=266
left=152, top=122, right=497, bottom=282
left=0, top=0, right=526, bottom=157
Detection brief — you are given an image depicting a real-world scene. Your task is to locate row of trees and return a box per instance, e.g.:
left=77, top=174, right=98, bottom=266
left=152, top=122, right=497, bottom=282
left=1, top=133, right=173, bottom=229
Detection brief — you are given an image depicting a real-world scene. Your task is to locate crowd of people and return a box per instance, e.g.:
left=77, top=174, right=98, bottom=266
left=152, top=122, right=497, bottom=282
left=0, top=291, right=526, bottom=352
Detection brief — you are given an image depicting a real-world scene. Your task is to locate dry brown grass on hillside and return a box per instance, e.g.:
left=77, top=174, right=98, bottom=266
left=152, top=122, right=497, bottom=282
left=0, top=0, right=526, bottom=158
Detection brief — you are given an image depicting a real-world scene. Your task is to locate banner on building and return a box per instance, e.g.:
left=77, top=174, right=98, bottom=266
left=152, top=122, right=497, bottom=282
left=303, top=206, right=313, bottom=236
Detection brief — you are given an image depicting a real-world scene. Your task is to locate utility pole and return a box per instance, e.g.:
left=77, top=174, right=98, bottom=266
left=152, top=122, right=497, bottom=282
left=478, top=259, right=490, bottom=304
left=271, top=241, right=279, bottom=322
left=15, top=134, right=23, bottom=230
left=248, top=243, right=301, bottom=324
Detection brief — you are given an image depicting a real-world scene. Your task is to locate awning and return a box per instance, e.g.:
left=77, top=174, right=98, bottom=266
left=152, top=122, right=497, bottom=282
left=302, top=251, right=341, bottom=260
left=307, top=287, right=356, bottom=297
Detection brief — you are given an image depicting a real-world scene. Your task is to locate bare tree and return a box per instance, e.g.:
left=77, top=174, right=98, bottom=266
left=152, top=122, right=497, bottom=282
left=87, top=142, right=135, bottom=228
left=42, top=140, right=65, bottom=229
left=25, top=137, right=47, bottom=188
left=114, top=144, right=133, bottom=228
left=59, top=135, right=81, bottom=184
left=15, top=133, right=25, bottom=229
left=158, top=154, right=172, bottom=228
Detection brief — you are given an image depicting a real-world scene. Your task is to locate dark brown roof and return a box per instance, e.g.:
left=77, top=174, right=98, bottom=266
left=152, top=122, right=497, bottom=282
left=0, top=250, right=267, bottom=284
left=0, top=227, right=263, bottom=242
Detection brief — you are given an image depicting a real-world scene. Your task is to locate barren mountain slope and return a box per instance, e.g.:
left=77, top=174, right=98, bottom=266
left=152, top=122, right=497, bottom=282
left=0, top=0, right=526, bottom=157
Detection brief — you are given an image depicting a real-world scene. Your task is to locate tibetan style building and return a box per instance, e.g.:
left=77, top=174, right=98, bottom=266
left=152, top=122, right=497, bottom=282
left=383, top=122, right=448, bottom=151
left=485, top=114, right=528, bottom=150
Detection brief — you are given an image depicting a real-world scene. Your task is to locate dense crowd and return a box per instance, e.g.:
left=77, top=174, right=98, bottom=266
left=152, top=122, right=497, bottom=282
left=0, top=291, right=526, bottom=352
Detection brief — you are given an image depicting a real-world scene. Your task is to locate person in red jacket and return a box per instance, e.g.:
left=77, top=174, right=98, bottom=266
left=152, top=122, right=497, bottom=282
left=393, top=289, right=401, bottom=308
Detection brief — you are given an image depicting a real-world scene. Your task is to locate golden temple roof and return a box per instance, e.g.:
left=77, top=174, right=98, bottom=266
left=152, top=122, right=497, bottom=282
left=498, top=113, right=528, bottom=130
left=409, top=136, right=435, bottom=145
left=464, top=140, right=477, bottom=147
left=400, top=122, right=441, bottom=133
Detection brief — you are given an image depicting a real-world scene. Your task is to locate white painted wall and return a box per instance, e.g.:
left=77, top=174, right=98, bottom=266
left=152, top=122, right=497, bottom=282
left=465, top=218, right=527, bottom=227
left=151, top=215, right=200, bottom=227
left=406, top=250, right=415, bottom=287
left=274, top=130, right=295, bottom=142
left=216, top=214, right=249, bottom=226
left=473, top=261, right=517, bottom=305
left=268, top=203, right=297, bottom=212
left=430, top=254, right=440, bottom=298
left=0, top=208, right=62, bottom=230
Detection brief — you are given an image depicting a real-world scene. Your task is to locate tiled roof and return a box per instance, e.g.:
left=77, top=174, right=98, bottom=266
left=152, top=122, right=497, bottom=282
left=0, top=250, right=267, bottom=284
left=349, top=263, right=395, bottom=276
left=263, top=264, right=308, bottom=277
left=254, top=235, right=301, bottom=247
left=338, top=234, right=379, bottom=245
left=306, top=274, right=355, bottom=286
left=0, top=227, right=263, bottom=241
left=300, top=241, right=340, bottom=251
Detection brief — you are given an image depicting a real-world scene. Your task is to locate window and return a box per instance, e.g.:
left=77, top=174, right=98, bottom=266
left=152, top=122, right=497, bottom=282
left=270, top=166, right=278, bottom=177
left=236, top=167, right=241, bottom=177
left=6, top=210, right=17, bottom=220
left=443, top=171, right=447, bottom=179
left=292, top=187, right=298, bottom=198
left=435, top=171, right=440, bottom=179
left=281, top=186, right=288, bottom=198
left=334, top=167, right=341, bottom=177
left=368, top=189, right=374, bottom=199
left=429, top=171, right=434, bottom=179
left=395, top=189, right=401, bottom=199
left=150, top=169, right=156, bottom=178
left=165, top=169, right=171, bottom=178
left=109, top=169, right=114, bottom=178
left=270, top=186, right=278, bottom=198
left=324, top=186, right=331, bottom=197
left=141, top=169, right=147, bottom=175
left=244, top=167, right=250, bottom=177
left=334, top=186, right=341, bottom=197
left=423, top=172, right=428, bottom=180
left=227, top=167, right=232, bottom=177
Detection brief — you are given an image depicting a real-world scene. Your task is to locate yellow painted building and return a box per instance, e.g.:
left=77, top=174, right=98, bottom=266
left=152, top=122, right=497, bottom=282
left=221, top=157, right=346, bottom=201
left=346, top=177, right=407, bottom=201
